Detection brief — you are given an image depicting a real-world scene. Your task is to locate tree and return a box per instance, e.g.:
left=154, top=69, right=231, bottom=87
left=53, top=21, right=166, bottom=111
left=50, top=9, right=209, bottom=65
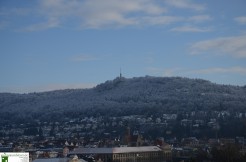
left=38, top=127, right=44, bottom=139
left=211, top=144, right=245, bottom=162
left=24, top=127, right=38, bottom=136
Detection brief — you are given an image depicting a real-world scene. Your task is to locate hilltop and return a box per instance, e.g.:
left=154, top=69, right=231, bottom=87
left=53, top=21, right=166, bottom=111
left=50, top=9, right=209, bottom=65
left=0, top=76, right=246, bottom=123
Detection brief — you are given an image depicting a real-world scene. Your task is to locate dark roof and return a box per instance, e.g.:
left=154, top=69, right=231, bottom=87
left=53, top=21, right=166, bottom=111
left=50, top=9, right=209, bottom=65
left=70, top=146, right=162, bottom=155
left=33, top=158, right=69, bottom=162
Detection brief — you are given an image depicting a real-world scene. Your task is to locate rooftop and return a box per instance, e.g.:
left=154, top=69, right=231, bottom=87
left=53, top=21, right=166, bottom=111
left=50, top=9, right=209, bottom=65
left=70, top=146, right=162, bottom=154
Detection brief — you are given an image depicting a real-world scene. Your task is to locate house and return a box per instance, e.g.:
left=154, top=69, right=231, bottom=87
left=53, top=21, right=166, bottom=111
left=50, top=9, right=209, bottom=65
left=219, top=138, right=235, bottom=145
left=181, top=137, right=200, bottom=147
left=181, top=119, right=192, bottom=127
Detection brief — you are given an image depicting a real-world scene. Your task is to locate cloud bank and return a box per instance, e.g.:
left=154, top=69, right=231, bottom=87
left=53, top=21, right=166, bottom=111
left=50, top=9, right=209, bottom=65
left=235, top=16, right=246, bottom=24
left=171, top=25, right=211, bottom=32
left=147, top=66, right=246, bottom=78
left=190, top=35, right=246, bottom=58
left=0, top=83, right=96, bottom=94
left=0, top=0, right=209, bottom=31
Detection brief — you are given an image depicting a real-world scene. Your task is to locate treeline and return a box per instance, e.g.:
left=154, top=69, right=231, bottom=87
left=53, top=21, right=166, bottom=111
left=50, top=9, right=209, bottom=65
left=0, top=76, right=246, bottom=123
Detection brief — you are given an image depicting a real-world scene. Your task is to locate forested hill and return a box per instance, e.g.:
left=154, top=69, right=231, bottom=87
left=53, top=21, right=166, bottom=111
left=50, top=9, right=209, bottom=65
left=0, top=76, right=246, bottom=122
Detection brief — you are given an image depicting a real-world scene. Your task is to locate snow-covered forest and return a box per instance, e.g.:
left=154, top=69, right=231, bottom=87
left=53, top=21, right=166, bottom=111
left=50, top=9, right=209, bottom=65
left=0, top=76, right=246, bottom=123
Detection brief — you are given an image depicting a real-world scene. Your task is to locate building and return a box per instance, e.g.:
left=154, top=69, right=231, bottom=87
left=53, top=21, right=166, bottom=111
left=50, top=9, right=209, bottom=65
left=123, top=127, right=144, bottom=147
left=181, top=137, right=200, bottom=147
left=69, top=146, right=172, bottom=162
left=33, top=158, right=69, bottom=162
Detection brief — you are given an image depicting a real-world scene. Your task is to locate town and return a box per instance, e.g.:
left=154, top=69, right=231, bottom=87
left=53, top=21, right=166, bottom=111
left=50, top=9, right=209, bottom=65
left=1, top=110, right=246, bottom=162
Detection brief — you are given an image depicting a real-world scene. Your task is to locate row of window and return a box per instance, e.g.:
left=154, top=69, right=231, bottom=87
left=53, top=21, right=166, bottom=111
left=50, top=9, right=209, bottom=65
left=113, top=152, right=164, bottom=160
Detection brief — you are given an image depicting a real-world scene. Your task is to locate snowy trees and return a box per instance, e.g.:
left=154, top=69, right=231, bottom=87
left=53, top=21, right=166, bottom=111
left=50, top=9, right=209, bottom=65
left=0, top=76, right=245, bottom=123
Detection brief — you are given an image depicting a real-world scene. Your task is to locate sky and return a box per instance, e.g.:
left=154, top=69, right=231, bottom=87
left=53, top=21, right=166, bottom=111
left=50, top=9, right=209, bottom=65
left=0, top=0, right=246, bottom=93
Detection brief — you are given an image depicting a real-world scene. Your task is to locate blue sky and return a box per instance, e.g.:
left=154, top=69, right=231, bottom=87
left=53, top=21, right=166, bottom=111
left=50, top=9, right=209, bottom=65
left=0, top=0, right=246, bottom=93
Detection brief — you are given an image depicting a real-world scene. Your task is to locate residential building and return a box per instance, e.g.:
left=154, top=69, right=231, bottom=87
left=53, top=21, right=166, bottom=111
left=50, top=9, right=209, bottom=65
left=69, top=146, right=172, bottom=162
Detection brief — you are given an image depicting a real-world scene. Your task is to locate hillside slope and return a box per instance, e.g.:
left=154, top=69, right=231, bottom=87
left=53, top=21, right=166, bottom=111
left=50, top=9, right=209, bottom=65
left=0, top=76, right=246, bottom=122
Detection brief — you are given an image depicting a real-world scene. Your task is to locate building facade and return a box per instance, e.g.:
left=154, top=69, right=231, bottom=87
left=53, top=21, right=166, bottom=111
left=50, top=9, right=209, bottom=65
left=69, top=146, right=172, bottom=162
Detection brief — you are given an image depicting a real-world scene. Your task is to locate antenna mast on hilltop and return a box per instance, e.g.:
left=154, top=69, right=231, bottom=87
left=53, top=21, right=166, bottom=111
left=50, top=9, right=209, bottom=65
left=120, top=68, right=122, bottom=79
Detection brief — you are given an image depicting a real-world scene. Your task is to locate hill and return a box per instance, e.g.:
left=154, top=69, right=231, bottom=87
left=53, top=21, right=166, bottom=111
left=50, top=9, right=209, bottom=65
left=0, top=76, right=246, bottom=123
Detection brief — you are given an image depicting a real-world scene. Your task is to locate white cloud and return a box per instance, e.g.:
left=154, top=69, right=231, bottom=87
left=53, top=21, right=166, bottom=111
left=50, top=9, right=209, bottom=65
left=171, top=25, right=212, bottom=32
left=0, top=83, right=96, bottom=94
left=35, top=0, right=168, bottom=29
left=1, top=0, right=208, bottom=30
left=234, top=16, right=246, bottom=24
left=146, top=66, right=246, bottom=86
left=190, top=35, right=246, bottom=58
left=36, top=83, right=96, bottom=92
left=169, top=15, right=212, bottom=32
left=165, top=0, right=205, bottom=11
left=141, top=16, right=182, bottom=25
left=188, top=15, right=212, bottom=23
left=21, top=0, right=203, bottom=30
left=24, top=18, right=60, bottom=31
left=188, top=67, right=246, bottom=75
left=147, top=66, right=246, bottom=79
